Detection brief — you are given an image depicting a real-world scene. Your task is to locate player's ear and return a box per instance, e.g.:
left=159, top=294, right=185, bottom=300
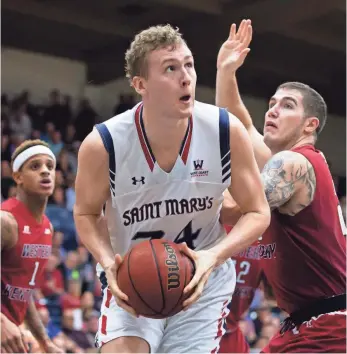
left=132, top=76, right=147, bottom=96
left=12, top=171, right=23, bottom=185
left=304, top=116, right=319, bottom=135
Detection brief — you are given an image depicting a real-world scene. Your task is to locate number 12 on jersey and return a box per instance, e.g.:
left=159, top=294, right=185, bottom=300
left=232, top=259, right=251, bottom=284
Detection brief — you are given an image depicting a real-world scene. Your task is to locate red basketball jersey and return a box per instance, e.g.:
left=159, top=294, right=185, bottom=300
left=260, top=145, right=346, bottom=314
left=224, top=226, right=263, bottom=332
left=1, top=198, right=52, bottom=325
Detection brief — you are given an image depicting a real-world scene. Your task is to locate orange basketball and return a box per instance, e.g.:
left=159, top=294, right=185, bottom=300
left=117, top=239, right=195, bottom=319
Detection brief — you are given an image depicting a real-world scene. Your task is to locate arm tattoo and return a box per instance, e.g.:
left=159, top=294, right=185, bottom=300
left=261, top=151, right=316, bottom=211
left=1, top=211, right=18, bottom=250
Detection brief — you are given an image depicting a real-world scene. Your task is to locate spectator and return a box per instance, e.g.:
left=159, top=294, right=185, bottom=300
left=9, top=101, right=32, bottom=138
left=57, top=148, right=75, bottom=179
left=113, top=94, right=136, bottom=115
left=49, top=131, right=64, bottom=157
left=61, top=309, right=93, bottom=350
left=37, top=305, right=62, bottom=340
left=52, top=231, right=67, bottom=259
left=74, top=99, right=98, bottom=142
left=64, top=124, right=77, bottom=146
left=1, top=160, right=16, bottom=200
left=42, top=254, right=65, bottom=297
left=1, top=134, right=12, bottom=162
left=43, top=89, right=66, bottom=133
left=51, top=186, right=66, bottom=207
left=66, top=175, right=76, bottom=212
left=41, top=122, right=56, bottom=143
left=61, top=94, right=73, bottom=124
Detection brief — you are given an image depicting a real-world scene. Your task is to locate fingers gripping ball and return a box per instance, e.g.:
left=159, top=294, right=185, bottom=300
left=117, top=239, right=195, bottom=318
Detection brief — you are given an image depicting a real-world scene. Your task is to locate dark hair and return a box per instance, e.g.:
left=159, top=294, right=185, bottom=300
left=277, top=82, right=327, bottom=136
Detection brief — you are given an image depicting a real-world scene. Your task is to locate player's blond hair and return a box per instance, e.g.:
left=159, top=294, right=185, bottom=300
left=11, top=139, right=50, bottom=167
left=125, top=24, right=186, bottom=83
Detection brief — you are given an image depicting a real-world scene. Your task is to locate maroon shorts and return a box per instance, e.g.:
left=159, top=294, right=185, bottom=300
left=219, top=327, right=250, bottom=353
left=261, top=311, right=346, bottom=353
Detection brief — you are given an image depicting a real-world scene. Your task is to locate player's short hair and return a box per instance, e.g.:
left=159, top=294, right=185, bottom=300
left=277, top=82, right=327, bottom=137
left=11, top=139, right=50, bottom=167
left=125, top=24, right=186, bottom=83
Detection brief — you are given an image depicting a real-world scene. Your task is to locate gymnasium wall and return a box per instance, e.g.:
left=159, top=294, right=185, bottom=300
left=2, top=47, right=345, bottom=176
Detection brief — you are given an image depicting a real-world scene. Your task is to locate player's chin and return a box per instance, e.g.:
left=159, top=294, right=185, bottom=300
left=36, top=185, right=54, bottom=197
left=177, top=102, right=194, bottom=118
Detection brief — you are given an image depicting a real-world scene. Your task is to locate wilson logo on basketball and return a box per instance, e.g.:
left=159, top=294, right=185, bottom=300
left=163, top=242, right=181, bottom=290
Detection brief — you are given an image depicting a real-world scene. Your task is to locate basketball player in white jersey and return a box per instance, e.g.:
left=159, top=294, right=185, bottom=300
left=73, top=24, right=270, bottom=353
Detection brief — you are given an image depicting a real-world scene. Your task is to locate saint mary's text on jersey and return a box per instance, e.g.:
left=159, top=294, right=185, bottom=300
left=123, top=196, right=214, bottom=226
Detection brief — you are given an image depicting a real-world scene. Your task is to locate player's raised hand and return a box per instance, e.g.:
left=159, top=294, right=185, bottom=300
left=1, top=314, right=28, bottom=353
left=104, top=254, right=139, bottom=317
left=180, top=243, right=218, bottom=310
left=217, top=19, right=253, bottom=72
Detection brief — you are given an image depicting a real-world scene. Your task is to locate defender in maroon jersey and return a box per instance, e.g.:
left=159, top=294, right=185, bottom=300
left=1, top=140, right=63, bottom=353
left=217, top=19, right=346, bottom=353
left=219, top=227, right=263, bottom=353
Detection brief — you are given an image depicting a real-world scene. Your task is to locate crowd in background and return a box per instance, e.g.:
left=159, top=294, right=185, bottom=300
left=1, top=89, right=346, bottom=353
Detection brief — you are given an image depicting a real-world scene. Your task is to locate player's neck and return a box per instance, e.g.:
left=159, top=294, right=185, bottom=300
left=142, top=105, right=189, bottom=149
left=272, top=135, right=315, bottom=154
left=16, top=189, right=47, bottom=224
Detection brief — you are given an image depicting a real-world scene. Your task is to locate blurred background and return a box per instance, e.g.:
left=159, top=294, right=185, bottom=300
left=1, top=0, right=346, bottom=352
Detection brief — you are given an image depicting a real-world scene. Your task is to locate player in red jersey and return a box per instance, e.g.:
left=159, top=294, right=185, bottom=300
left=217, top=20, right=346, bottom=353
left=219, top=225, right=263, bottom=353
left=1, top=139, right=63, bottom=353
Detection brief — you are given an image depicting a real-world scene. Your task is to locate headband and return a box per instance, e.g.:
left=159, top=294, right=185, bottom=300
left=12, top=145, right=56, bottom=172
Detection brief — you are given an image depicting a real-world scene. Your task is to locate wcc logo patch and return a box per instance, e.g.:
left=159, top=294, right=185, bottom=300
left=191, top=159, right=209, bottom=178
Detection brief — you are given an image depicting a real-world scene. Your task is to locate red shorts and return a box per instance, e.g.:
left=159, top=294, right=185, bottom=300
left=219, top=327, right=250, bottom=353
left=261, top=311, right=346, bottom=353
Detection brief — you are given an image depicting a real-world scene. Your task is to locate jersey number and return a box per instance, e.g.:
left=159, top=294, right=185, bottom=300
left=132, top=221, right=201, bottom=250
left=29, top=262, right=40, bottom=286
left=232, top=260, right=251, bottom=284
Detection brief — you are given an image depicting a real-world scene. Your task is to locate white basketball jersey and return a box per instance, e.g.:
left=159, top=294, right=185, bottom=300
left=96, top=101, right=231, bottom=274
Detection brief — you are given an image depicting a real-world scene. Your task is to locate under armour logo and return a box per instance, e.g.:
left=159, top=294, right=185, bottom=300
left=132, top=176, right=145, bottom=185
left=193, top=159, right=204, bottom=170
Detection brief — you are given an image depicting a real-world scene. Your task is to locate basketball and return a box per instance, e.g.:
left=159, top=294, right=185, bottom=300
left=117, top=239, right=195, bottom=319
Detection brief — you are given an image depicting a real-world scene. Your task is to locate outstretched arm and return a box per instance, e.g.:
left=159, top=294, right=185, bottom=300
left=216, top=20, right=271, bottom=169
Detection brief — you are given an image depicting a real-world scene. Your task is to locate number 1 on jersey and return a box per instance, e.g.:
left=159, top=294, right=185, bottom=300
left=29, top=261, right=40, bottom=286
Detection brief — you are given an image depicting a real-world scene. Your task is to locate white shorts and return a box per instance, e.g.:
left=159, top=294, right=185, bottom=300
left=96, top=259, right=236, bottom=353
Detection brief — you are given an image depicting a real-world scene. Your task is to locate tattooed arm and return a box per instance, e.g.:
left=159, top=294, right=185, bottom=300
left=261, top=151, right=316, bottom=215
left=1, top=211, right=18, bottom=251
left=221, top=150, right=316, bottom=224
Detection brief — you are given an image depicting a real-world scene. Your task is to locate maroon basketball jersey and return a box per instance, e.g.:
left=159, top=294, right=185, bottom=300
left=224, top=226, right=263, bottom=331
left=260, top=144, right=346, bottom=314
left=1, top=198, right=52, bottom=325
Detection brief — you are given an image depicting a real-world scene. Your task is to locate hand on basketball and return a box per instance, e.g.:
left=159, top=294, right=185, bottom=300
left=217, top=19, right=253, bottom=72
left=1, top=314, right=28, bottom=353
left=104, top=255, right=139, bottom=318
left=181, top=243, right=218, bottom=310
